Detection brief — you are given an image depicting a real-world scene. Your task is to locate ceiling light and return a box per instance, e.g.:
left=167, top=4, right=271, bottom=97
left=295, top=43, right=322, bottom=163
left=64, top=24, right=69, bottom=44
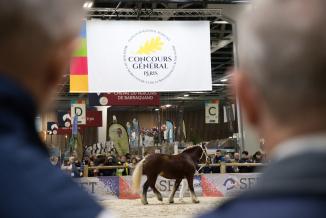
left=183, top=94, right=189, bottom=97
left=213, top=21, right=229, bottom=24
left=155, top=108, right=160, bottom=111
left=165, top=104, right=172, bottom=108
left=212, top=84, right=228, bottom=87
left=220, top=79, right=228, bottom=82
left=232, top=0, right=250, bottom=3
left=83, top=1, right=93, bottom=8
left=190, top=91, right=206, bottom=94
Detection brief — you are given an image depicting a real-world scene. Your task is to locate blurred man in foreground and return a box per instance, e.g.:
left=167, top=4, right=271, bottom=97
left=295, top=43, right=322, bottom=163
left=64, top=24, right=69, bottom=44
left=0, top=0, right=112, bottom=217
left=202, top=0, right=326, bottom=217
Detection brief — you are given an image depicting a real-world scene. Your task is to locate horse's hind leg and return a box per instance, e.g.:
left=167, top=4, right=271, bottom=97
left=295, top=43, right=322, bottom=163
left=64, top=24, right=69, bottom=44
left=141, top=180, right=150, bottom=205
left=168, top=178, right=182, bottom=204
left=149, top=176, right=163, bottom=202
left=186, top=176, right=199, bottom=204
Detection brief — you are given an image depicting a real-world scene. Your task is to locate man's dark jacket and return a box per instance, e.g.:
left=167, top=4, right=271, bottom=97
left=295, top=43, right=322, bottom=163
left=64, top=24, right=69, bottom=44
left=0, top=76, right=103, bottom=218
left=201, top=151, right=326, bottom=218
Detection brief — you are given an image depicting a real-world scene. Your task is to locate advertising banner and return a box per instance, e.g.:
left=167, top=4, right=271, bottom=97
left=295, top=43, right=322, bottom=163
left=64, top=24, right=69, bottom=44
left=58, top=110, right=102, bottom=128
left=47, top=122, right=58, bottom=135
left=205, top=101, right=219, bottom=124
left=108, top=124, right=130, bottom=155
left=46, top=122, right=84, bottom=135
left=70, top=21, right=212, bottom=92
left=71, top=100, right=86, bottom=125
left=89, top=93, right=160, bottom=106
left=75, top=174, right=261, bottom=201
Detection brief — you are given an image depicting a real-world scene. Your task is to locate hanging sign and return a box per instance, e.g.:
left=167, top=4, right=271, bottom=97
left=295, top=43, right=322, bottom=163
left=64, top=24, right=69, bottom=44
left=71, top=100, right=86, bottom=125
left=205, top=100, right=219, bottom=124
left=58, top=110, right=102, bottom=128
left=70, top=21, right=212, bottom=93
left=89, top=93, right=160, bottom=106
left=46, top=122, right=83, bottom=135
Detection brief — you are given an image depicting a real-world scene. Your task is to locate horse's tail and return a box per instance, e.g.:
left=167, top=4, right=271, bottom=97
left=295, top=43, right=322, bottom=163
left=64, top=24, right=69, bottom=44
left=132, top=158, right=145, bottom=194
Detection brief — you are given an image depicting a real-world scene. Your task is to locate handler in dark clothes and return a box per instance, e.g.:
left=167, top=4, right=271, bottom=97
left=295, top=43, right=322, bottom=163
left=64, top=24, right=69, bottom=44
left=0, top=0, right=113, bottom=217
left=201, top=0, right=326, bottom=217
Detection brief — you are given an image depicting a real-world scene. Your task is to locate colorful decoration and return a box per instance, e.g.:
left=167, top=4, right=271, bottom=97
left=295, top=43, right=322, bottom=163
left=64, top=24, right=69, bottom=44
left=70, top=22, right=88, bottom=93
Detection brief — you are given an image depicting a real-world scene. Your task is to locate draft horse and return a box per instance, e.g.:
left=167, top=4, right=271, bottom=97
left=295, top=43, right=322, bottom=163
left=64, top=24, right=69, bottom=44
left=132, top=145, right=208, bottom=205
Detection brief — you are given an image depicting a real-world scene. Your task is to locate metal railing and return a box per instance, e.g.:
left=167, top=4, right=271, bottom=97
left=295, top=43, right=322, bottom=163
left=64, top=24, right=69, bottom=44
left=82, top=163, right=265, bottom=177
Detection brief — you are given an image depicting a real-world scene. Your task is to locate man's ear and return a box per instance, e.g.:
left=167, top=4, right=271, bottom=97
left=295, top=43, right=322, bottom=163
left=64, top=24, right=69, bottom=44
left=230, top=70, right=261, bottom=128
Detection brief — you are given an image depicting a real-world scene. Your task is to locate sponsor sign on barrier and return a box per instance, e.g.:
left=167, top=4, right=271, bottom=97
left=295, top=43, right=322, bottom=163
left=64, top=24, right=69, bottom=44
left=74, top=174, right=260, bottom=201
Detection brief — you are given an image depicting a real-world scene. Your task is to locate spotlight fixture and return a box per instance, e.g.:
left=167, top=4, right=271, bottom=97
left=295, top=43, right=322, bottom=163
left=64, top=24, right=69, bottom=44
left=212, top=84, right=228, bottom=87
left=213, top=21, right=229, bottom=24
left=83, top=1, right=93, bottom=8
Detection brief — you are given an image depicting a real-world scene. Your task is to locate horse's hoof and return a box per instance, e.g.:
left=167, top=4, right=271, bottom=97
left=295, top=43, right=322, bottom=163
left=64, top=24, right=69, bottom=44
left=141, top=198, right=148, bottom=205
left=157, top=196, right=163, bottom=201
left=169, top=199, right=174, bottom=204
left=193, top=200, right=200, bottom=204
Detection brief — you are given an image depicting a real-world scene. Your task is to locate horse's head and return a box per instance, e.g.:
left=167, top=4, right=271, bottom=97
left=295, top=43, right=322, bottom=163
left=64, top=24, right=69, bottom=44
left=182, top=145, right=209, bottom=164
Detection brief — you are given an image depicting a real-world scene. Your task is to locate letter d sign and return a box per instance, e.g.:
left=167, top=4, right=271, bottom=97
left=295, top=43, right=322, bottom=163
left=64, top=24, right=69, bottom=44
left=71, top=103, right=86, bottom=125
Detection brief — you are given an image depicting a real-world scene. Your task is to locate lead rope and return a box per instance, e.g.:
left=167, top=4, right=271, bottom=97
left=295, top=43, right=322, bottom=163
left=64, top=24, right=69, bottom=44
left=196, top=147, right=208, bottom=175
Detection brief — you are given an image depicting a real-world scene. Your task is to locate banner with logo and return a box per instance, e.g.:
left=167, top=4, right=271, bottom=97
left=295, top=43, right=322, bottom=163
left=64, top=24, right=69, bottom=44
left=74, top=173, right=260, bottom=200
left=224, top=104, right=236, bottom=123
left=205, top=100, right=219, bottom=124
left=89, top=93, right=160, bottom=106
left=58, top=110, right=102, bottom=128
left=108, top=124, right=130, bottom=155
left=46, top=122, right=84, bottom=135
left=71, top=100, right=86, bottom=125
left=70, top=21, right=212, bottom=93
left=47, top=122, right=58, bottom=135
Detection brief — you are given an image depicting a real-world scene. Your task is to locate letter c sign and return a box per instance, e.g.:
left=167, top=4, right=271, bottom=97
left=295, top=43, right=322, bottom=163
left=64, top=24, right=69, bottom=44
left=209, top=106, right=217, bottom=116
left=205, top=103, right=219, bottom=124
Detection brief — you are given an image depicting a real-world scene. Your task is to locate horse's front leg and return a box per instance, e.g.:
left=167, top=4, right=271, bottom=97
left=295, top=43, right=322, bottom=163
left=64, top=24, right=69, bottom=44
left=169, top=178, right=182, bottom=204
left=141, top=180, right=149, bottom=205
left=186, top=176, right=199, bottom=204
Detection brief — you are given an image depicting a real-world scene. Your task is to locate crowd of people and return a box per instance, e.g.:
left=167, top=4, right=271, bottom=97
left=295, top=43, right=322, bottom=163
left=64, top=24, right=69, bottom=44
left=200, top=150, right=266, bottom=174
left=60, top=153, right=142, bottom=177
left=57, top=148, right=265, bottom=177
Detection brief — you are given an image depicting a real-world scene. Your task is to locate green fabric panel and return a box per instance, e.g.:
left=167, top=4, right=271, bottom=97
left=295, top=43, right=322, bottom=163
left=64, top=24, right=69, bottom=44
left=73, top=38, right=87, bottom=57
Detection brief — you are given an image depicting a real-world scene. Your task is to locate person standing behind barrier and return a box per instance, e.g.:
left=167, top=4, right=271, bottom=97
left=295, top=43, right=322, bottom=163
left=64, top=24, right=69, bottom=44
left=201, top=0, right=326, bottom=217
left=232, top=152, right=240, bottom=173
left=212, top=150, right=224, bottom=173
left=0, top=1, right=114, bottom=217
left=238, top=151, right=253, bottom=173
left=224, top=154, right=234, bottom=173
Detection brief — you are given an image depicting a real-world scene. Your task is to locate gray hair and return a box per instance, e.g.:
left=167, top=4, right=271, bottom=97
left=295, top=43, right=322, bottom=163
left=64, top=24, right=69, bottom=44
left=0, top=0, right=85, bottom=71
left=238, top=0, right=326, bottom=124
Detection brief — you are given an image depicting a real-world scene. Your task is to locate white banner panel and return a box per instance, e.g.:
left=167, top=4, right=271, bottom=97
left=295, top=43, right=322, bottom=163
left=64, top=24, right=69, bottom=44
left=205, top=103, right=219, bottom=124
left=86, top=21, right=212, bottom=92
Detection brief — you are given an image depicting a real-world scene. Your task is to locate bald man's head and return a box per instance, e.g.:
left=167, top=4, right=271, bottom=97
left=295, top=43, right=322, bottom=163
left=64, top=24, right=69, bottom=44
left=236, top=0, right=326, bottom=127
left=0, top=0, right=84, bottom=110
